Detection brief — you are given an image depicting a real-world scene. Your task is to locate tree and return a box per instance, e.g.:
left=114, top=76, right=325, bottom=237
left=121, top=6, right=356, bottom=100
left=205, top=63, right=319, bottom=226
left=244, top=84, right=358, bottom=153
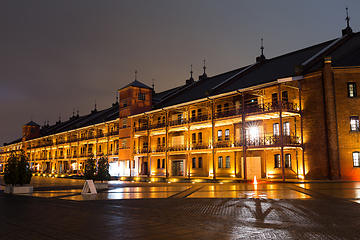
left=4, top=151, right=32, bottom=186
left=96, top=156, right=111, bottom=183
left=84, top=154, right=96, bottom=181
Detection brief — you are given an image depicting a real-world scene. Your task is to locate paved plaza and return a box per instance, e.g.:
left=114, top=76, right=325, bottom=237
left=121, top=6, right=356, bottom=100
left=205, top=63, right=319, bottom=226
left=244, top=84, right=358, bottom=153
left=1, top=176, right=360, bottom=239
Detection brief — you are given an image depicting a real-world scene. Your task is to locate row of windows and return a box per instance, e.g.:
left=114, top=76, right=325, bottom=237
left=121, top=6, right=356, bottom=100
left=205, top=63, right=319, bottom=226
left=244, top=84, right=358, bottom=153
left=218, top=156, right=231, bottom=168
left=192, top=157, right=203, bottom=169
left=274, top=154, right=292, bottom=168
left=217, top=129, right=230, bottom=141
left=273, top=122, right=290, bottom=136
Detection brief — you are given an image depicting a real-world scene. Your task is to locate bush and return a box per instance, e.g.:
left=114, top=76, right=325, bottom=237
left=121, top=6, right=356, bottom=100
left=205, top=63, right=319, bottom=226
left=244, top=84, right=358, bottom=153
left=84, top=154, right=96, bottom=181
left=96, top=156, right=111, bottom=183
left=4, top=151, right=32, bottom=186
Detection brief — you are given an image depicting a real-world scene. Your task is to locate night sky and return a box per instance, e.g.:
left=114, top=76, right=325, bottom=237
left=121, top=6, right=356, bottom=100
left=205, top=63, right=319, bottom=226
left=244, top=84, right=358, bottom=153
left=1, top=0, right=359, bottom=146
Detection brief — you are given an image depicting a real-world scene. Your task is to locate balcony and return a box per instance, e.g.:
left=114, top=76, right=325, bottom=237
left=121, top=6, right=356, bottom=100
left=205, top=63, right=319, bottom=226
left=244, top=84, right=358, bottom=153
left=134, top=125, right=149, bottom=132
left=133, top=148, right=150, bottom=154
left=246, top=135, right=300, bottom=147
left=215, top=109, right=240, bottom=119
left=169, top=145, right=187, bottom=152
left=243, top=101, right=299, bottom=115
left=169, top=119, right=188, bottom=127
left=189, top=114, right=210, bottom=123
left=152, top=146, right=166, bottom=153
left=107, top=130, right=119, bottom=136
left=149, top=122, right=166, bottom=130
left=191, top=143, right=210, bottom=150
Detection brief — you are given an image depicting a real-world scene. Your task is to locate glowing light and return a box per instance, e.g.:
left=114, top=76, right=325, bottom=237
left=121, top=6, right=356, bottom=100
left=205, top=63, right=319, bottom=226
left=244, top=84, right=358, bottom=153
left=253, top=175, right=258, bottom=185
left=249, top=127, right=259, bottom=140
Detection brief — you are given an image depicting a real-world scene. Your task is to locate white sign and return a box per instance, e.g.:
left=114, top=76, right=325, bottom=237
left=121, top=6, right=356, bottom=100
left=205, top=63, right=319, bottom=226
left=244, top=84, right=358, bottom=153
left=81, top=180, right=97, bottom=195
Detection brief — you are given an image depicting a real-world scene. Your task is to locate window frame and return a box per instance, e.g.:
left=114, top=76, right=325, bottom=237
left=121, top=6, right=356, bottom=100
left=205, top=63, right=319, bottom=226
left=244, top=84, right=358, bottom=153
left=274, top=154, right=281, bottom=168
left=198, top=157, right=203, bottom=168
left=218, top=156, right=223, bottom=168
left=353, top=152, right=360, bottom=167
left=217, top=130, right=223, bottom=142
left=350, top=116, right=359, bottom=131
left=192, top=157, right=196, bottom=169
left=273, top=123, right=280, bottom=136
left=348, top=82, right=357, bottom=98
left=138, top=93, right=146, bottom=100
left=285, top=154, right=291, bottom=168
left=225, top=156, right=230, bottom=168
left=283, top=122, right=290, bottom=136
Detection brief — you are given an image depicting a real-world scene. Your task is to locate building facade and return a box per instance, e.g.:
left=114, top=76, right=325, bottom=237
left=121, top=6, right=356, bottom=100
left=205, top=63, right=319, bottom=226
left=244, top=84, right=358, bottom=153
left=1, top=28, right=360, bottom=180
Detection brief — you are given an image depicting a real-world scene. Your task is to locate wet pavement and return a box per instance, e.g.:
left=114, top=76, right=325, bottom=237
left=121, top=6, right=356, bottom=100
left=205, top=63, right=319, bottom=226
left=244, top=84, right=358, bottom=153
left=1, top=176, right=360, bottom=239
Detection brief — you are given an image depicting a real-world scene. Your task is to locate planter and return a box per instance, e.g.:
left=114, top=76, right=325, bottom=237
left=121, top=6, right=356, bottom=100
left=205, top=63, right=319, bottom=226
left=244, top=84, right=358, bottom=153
left=4, top=185, right=33, bottom=194
left=94, top=182, right=109, bottom=190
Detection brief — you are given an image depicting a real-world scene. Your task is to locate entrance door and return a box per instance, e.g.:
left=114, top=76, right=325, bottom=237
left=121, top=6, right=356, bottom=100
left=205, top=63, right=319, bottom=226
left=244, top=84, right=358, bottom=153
left=172, top=160, right=184, bottom=176
left=242, top=157, right=262, bottom=180
left=141, top=162, right=148, bottom=175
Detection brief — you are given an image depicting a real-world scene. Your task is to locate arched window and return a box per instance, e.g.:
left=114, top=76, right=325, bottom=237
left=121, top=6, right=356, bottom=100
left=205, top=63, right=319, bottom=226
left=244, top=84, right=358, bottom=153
left=274, top=154, right=280, bottom=168
left=285, top=154, right=291, bottom=168
left=192, top=133, right=196, bottom=143
left=218, top=156, right=223, bottom=168
left=198, top=132, right=203, bottom=143
left=192, top=157, right=196, bottom=169
left=225, top=156, right=230, bottom=168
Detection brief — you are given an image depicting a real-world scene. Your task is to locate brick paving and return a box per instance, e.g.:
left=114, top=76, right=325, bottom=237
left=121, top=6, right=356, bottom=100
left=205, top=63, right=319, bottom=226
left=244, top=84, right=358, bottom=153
left=1, top=177, right=360, bottom=239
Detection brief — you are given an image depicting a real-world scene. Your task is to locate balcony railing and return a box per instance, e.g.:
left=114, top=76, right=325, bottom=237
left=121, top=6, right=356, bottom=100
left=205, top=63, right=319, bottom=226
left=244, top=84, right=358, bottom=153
left=149, top=122, right=166, bottom=130
left=134, top=125, right=149, bottom=132
left=133, top=148, right=150, bottom=154
left=191, top=143, right=210, bottom=150
left=189, top=114, right=210, bottom=123
left=169, top=119, right=188, bottom=127
left=243, top=101, right=299, bottom=115
left=152, top=146, right=166, bottom=153
left=169, top=145, right=187, bottom=151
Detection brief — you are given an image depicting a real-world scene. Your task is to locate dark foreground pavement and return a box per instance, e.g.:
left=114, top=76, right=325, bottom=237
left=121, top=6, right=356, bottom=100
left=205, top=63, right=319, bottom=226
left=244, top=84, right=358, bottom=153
left=1, top=177, right=360, bottom=239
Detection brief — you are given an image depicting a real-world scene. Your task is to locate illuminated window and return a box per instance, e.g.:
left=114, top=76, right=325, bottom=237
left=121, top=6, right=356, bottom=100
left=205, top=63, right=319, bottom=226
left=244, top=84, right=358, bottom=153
left=122, top=139, right=127, bottom=149
left=348, top=82, right=357, bottom=97
left=198, top=132, right=202, bottom=143
left=225, top=129, right=230, bottom=140
left=225, top=156, right=230, bottom=168
left=350, top=116, right=359, bottom=131
left=198, top=157, right=203, bottom=168
left=353, top=152, right=360, bottom=167
left=274, top=154, right=281, bottom=168
left=218, top=156, right=223, bottom=168
left=217, top=130, right=223, bottom=141
left=282, top=91, right=288, bottom=102
left=273, top=123, right=280, bottom=136
left=272, top=93, right=278, bottom=104
left=138, top=93, right=146, bottom=100
left=248, top=127, right=259, bottom=140
left=192, top=133, right=196, bottom=143
left=285, top=154, right=291, bottom=168
left=192, top=157, right=196, bottom=168
left=283, top=122, right=290, bottom=136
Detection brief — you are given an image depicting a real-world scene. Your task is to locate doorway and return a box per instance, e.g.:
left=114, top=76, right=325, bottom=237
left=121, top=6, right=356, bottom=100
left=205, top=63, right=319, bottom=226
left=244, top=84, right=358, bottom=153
left=172, top=160, right=184, bottom=176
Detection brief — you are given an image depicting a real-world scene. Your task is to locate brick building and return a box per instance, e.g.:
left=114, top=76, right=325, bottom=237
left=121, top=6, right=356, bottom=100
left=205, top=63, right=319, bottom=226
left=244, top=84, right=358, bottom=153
left=1, top=26, right=360, bottom=180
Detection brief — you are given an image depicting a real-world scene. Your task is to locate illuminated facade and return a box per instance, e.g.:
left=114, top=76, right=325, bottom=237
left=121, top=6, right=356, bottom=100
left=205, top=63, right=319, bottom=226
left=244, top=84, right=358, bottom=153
left=1, top=28, right=360, bottom=180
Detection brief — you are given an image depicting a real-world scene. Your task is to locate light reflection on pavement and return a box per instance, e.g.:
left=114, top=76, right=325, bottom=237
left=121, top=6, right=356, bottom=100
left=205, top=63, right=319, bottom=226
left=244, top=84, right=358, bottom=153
left=4, top=177, right=360, bottom=203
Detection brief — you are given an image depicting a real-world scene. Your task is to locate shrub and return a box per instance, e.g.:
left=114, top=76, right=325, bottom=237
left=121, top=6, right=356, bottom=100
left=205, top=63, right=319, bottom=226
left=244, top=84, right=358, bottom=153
left=96, top=156, right=111, bottom=183
left=4, top=151, right=32, bottom=186
left=84, top=154, right=96, bottom=181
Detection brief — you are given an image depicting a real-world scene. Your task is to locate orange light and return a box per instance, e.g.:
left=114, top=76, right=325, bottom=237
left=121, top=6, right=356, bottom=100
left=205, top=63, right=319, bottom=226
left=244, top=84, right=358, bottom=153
left=253, top=175, right=258, bottom=185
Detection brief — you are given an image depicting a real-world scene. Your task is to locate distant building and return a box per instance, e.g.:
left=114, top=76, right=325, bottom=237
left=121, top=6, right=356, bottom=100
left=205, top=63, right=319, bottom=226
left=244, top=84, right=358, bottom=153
left=1, top=27, right=360, bottom=180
